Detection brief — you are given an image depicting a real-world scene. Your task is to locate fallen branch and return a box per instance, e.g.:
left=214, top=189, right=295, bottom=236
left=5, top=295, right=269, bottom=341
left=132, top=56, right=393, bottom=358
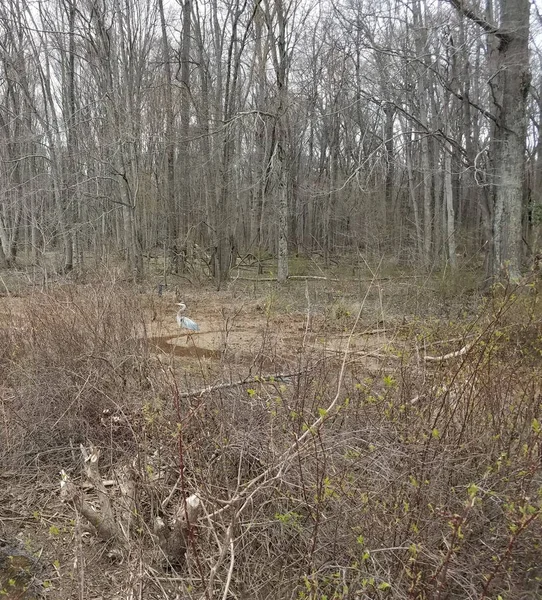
left=232, top=274, right=339, bottom=282
left=333, top=327, right=392, bottom=337
left=289, top=275, right=340, bottom=281
left=232, top=273, right=423, bottom=283
left=424, top=333, right=479, bottom=348
left=424, top=342, right=473, bottom=362
left=179, top=369, right=309, bottom=398
left=306, top=345, right=399, bottom=360
left=60, top=470, right=121, bottom=544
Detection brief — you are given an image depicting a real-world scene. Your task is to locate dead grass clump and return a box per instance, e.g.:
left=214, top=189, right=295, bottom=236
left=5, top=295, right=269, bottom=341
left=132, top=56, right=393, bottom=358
left=1, top=282, right=153, bottom=465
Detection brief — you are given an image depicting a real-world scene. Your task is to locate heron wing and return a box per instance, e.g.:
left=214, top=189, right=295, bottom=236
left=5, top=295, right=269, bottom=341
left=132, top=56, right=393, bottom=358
left=180, top=316, right=200, bottom=331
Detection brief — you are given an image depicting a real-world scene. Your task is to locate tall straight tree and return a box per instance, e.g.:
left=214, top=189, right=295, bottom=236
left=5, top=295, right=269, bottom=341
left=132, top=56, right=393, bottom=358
left=266, top=0, right=290, bottom=282
left=491, top=0, right=530, bottom=279
left=0, top=0, right=27, bottom=267
left=157, top=0, right=178, bottom=272
left=449, top=0, right=530, bottom=280
left=178, top=0, right=191, bottom=270
left=209, top=0, right=256, bottom=286
left=61, top=0, right=77, bottom=270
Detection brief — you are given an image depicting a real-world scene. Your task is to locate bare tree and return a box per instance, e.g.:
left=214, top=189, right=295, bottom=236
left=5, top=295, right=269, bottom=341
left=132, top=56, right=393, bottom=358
left=157, top=0, right=178, bottom=272
left=449, top=0, right=531, bottom=280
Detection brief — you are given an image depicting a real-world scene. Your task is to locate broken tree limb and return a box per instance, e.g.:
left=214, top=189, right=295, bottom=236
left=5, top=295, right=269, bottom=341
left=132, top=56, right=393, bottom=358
left=60, top=448, right=204, bottom=569
left=154, top=494, right=202, bottom=567
left=424, top=333, right=478, bottom=348
left=333, top=327, right=392, bottom=337
left=424, top=342, right=473, bottom=362
left=60, top=471, right=120, bottom=544
left=178, top=369, right=308, bottom=398
left=80, top=445, right=116, bottom=527
left=116, top=464, right=136, bottom=542
left=231, top=274, right=339, bottom=282
left=305, top=345, right=400, bottom=360
left=60, top=446, right=134, bottom=551
left=232, top=273, right=421, bottom=283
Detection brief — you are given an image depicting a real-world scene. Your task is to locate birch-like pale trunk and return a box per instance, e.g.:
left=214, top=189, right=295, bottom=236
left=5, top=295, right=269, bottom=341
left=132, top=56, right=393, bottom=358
left=444, top=145, right=457, bottom=268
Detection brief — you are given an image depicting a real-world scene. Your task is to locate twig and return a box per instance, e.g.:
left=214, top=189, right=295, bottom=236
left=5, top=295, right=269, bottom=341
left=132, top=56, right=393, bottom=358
left=76, top=511, right=84, bottom=600
left=304, top=279, right=313, bottom=335
left=221, top=524, right=235, bottom=600
left=0, top=275, right=11, bottom=296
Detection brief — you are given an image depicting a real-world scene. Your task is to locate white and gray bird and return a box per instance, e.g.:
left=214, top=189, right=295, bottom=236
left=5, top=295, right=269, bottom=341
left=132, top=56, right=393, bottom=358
left=176, top=302, right=200, bottom=332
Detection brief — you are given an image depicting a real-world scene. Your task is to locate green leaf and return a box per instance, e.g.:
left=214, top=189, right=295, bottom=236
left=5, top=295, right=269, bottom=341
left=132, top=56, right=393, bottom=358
left=377, top=582, right=391, bottom=591
left=467, top=483, right=479, bottom=499
left=383, top=375, right=396, bottom=388
left=532, top=418, right=541, bottom=434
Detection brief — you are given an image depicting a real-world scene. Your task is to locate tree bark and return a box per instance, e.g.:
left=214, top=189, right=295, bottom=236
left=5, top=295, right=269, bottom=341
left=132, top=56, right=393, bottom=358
left=157, top=0, right=178, bottom=272
left=444, top=145, right=457, bottom=268
left=448, top=0, right=530, bottom=281
left=491, top=0, right=530, bottom=280
left=269, top=0, right=289, bottom=283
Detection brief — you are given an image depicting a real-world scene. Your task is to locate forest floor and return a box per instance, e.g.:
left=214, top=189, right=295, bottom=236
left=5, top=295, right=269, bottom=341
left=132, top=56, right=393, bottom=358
left=0, top=261, right=541, bottom=599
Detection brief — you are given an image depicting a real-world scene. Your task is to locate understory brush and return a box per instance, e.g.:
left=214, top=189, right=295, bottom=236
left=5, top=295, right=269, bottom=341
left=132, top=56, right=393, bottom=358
left=0, top=282, right=153, bottom=465
left=0, top=279, right=540, bottom=599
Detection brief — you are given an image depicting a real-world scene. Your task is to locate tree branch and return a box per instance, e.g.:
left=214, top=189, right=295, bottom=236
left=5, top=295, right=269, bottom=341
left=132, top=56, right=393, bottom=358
left=446, top=0, right=505, bottom=40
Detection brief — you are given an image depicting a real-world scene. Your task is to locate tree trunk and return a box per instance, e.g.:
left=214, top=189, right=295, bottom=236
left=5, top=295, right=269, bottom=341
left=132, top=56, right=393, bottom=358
left=444, top=145, right=457, bottom=268
left=491, top=0, right=530, bottom=280
left=449, top=0, right=530, bottom=281
left=157, top=0, right=178, bottom=272
left=271, top=0, right=289, bottom=282
left=178, top=0, right=192, bottom=270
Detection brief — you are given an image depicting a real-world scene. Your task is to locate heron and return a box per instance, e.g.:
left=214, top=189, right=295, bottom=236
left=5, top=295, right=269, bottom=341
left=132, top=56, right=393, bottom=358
left=176, top=302, right=200, bottom=332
